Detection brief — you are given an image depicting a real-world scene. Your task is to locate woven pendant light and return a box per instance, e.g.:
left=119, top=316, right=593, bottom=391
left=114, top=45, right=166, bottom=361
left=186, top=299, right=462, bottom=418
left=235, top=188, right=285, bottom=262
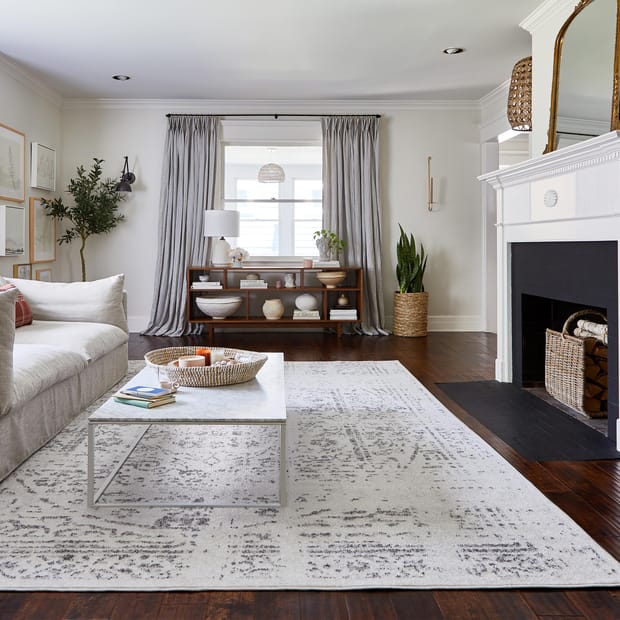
left=258, top=162, right=285, bottom=183
left=507, top=56, right=532, bottom=131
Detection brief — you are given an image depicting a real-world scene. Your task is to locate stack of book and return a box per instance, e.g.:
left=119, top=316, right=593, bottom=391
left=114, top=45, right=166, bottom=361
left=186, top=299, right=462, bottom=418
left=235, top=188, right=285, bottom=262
left=312, top=259, right=340, bottom=268
left=329, top=307, right=358, bottom=321
left=191, top=281, right=223, bottom=290
left=293, top=309, right=320, bottom=320
left=113, top=385, right=176, bottom=409
left=240, top=279, right=268, bottom=288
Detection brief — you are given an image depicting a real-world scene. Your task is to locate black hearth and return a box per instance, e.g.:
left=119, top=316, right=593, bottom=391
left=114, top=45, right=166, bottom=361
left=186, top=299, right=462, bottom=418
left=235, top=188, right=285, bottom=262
left=511, top=241, right=618, bottom=440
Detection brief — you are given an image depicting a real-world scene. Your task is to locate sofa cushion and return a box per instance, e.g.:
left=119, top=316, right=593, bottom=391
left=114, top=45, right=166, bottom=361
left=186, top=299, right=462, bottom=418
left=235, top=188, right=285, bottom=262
left=13, top=320, right=128, bottom=364
left=11, top=344, right=88, bottom=410
left=4, top=274, right=127, bottom=332
left=0, top=288, right=17, bottom=416
left=0, top=283, right=33, bottom=327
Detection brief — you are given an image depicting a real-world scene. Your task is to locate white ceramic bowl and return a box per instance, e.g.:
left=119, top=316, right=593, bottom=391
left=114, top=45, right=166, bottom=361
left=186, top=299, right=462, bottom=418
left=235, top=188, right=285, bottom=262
left=316, top=270, right=347, bottom=288
left=196, top=296, right=242, bottom=319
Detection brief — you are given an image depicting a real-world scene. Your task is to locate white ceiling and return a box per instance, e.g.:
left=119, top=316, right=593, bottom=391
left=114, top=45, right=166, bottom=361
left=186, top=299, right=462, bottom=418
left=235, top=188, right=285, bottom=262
left=0, top=0, right=541, bottom=101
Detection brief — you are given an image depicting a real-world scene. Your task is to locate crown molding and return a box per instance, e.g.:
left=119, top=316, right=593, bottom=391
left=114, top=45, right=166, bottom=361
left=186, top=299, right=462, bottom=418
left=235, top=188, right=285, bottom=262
left=61, top=97, right=480, bottom=113
left=0, top=53, right=62, bottom=108
left=520, top=0, right=576, bottom=33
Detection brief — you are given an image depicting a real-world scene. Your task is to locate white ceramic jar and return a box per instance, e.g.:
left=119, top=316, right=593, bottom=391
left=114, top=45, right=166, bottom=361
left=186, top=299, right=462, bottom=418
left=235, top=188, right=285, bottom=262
left=262, top=298, right=285, bottom=320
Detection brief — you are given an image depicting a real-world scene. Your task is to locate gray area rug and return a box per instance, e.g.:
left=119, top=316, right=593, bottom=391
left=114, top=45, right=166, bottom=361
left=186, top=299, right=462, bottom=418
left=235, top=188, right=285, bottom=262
left=0, top=360, right=618, bottom=590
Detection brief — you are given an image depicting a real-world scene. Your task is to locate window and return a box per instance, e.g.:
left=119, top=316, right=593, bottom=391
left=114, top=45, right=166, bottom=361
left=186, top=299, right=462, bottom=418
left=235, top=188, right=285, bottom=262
left=223, top=144, right=322, bottom=258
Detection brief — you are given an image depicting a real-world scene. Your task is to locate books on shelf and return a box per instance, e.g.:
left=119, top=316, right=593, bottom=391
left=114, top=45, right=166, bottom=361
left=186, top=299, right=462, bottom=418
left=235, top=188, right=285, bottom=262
left=293, top=309, right=321, bottom=320
left=329, top=308, right=358, bottom=320
left=312, top=260, right=340, bottom=268
left=192, top=282, right=222, bottom=290
left=240, top=280, right=268, bottom=288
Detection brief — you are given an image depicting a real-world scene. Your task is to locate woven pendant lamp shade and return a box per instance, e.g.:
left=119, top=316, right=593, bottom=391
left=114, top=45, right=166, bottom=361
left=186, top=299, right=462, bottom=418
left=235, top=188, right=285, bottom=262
left=507, top=56, right=532, bottom=131
left=258, top=163, right=285, bottom=183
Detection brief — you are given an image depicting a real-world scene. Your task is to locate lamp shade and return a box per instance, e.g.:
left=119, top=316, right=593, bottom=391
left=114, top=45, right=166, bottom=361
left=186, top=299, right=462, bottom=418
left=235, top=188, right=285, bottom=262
left=507, top=56, right=532, bottom=132
left=258, top=162, right=285, bottom=183
left=203, top=209, right=240, bottom=238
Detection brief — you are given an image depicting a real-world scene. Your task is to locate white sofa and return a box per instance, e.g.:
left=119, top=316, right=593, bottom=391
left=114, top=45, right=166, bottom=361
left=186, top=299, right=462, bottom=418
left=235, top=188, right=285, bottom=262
left=0, top=274, right=129, bottom=481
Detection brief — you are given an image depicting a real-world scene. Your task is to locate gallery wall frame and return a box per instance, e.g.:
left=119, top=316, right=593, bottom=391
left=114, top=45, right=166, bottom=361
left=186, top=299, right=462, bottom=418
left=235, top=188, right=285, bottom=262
left=0, top=204, right=25, bottom=256
left=31, top=142, right=56, bottom=191
left=0, top=123, right=25, bottom=202
left=29, top=196, right=56, bottom=264
left=35, top=268, right=52, bottom=282
left=12, top=263, right=31, bottom=279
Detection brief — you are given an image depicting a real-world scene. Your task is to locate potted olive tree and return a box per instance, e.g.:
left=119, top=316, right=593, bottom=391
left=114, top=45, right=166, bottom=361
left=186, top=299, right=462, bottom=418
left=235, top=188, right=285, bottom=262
left=41, top=158, right=126, bottom=281
left=393, top=224, right=429, bottom=337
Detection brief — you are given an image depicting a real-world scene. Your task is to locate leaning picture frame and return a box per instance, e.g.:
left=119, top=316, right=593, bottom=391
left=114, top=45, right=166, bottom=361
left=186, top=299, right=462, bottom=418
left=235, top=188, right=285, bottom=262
left=29, top=196, right=56, bottom=263
left=12, top=263, right=31, bottom=279
left=35, top=268, right=52, bottom=282
left=0, top=123, right=25, bottom=202
left=31, top=142, right=56, bottom=191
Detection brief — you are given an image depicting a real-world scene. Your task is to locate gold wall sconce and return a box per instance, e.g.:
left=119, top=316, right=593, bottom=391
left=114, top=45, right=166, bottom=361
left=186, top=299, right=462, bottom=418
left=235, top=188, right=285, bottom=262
left=427, top=156, right=436, bottom=212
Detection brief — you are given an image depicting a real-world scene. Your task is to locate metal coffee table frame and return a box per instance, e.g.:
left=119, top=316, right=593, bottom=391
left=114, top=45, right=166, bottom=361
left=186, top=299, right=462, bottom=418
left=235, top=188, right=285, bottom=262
left=87, top=353, right=286, bottom=508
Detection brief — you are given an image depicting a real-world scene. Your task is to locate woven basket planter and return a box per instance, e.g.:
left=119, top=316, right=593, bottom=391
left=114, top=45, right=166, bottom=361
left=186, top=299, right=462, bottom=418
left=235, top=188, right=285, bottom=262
left=545, top=309, right=608, bottom=418
left=393, top=291, right=429, bottom=337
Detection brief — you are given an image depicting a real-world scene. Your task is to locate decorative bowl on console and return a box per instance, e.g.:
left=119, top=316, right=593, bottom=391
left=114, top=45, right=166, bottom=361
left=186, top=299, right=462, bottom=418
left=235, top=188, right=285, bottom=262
left=316, top=270, right=346, bottom=288
left=196, top=296, right=242, bottom=319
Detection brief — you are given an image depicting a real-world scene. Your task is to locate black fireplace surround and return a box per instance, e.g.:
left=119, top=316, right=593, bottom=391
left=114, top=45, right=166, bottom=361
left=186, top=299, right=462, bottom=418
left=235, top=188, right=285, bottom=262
left=511, top=241, right=618, bottom=440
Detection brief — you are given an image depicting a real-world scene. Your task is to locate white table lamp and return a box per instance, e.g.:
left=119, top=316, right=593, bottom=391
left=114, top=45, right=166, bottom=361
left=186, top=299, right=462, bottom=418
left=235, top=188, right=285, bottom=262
left=204, top=210, right=240, bottom=265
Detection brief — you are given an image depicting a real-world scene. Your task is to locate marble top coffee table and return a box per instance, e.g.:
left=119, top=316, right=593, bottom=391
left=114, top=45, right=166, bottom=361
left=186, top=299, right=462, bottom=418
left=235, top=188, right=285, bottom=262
left=87, top=352, right=286, bottom=508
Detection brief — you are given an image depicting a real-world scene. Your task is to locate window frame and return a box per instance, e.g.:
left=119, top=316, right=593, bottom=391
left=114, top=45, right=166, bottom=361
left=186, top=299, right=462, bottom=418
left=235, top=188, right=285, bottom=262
left=219, top=120, right=322, bottom=262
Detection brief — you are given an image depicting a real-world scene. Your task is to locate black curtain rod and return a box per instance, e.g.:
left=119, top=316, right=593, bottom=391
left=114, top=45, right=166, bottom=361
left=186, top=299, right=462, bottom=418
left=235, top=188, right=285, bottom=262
left=165, top=113, right=381, bottom=118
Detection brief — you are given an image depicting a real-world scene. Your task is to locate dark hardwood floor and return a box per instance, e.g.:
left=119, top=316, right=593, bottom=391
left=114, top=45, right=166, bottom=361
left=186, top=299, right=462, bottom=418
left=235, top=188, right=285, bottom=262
left=2, top=331, right=619, bottom=619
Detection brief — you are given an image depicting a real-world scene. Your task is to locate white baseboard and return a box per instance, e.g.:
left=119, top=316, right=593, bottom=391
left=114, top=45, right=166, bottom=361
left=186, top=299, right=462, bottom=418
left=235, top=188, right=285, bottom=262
left=386, top=314, right=483, bottom=332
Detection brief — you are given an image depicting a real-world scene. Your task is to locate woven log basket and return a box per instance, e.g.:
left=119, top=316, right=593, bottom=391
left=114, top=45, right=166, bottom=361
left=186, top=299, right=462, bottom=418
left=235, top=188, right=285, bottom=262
left=545, top=309, right=608, bottom=418
left=393, top=291, right=429, bottom=337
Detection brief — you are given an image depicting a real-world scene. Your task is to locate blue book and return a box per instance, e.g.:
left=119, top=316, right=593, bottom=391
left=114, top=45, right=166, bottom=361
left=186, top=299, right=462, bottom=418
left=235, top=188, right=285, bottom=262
left=120, top=385, right=174, bottom=399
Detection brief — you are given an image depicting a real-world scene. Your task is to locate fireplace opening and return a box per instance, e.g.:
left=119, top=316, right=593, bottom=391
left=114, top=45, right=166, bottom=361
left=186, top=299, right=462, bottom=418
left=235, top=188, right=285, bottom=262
left=511, top=241, right=618, bottom=440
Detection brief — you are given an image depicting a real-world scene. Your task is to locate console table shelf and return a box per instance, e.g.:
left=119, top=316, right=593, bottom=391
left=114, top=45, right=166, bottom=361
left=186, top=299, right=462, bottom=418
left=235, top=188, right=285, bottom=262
left=187, top=266, right=363, bottom=342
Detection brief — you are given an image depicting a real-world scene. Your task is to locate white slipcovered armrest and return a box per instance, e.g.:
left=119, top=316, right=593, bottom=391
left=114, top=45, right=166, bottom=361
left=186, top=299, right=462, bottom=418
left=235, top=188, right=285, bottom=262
left=0, top=287, right=17, bottom=415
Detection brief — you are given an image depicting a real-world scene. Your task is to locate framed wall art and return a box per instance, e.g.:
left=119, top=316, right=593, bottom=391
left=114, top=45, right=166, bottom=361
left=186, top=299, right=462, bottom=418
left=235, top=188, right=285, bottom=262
left=0, top=123, right=25, bottom=202
left=0, top=204, right=25, bottom=256
left=29, top=197, right=56, bottom=263
left=31, top=142, right=56, bottom=191
left=12, top=263, right=31, bottom=279
left=35, top=268, right=52, bottom=282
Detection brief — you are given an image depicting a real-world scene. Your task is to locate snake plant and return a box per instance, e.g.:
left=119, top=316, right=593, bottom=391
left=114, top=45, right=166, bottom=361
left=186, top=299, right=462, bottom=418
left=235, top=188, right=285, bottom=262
left=396, top=224, right=427, bottom=293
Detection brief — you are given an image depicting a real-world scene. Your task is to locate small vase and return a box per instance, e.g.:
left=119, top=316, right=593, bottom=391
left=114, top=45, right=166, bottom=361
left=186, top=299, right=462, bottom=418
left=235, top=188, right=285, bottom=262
left=337, top=293, right=349, bottom=306
left=232, top=260, right=243, bottom=268
left=262, top=298, right=284, bottom=320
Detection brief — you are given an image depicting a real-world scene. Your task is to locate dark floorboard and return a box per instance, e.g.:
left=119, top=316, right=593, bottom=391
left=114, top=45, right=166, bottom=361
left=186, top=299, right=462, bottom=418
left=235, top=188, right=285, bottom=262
left=1, top=332, right=619, bottom=619
left=437, top=380, right=620, bottom=460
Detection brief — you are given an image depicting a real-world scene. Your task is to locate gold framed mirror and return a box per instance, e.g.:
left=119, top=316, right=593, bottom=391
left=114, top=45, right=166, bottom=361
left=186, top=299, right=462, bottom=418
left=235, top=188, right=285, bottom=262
left=545, top=0, right=620, bottom=153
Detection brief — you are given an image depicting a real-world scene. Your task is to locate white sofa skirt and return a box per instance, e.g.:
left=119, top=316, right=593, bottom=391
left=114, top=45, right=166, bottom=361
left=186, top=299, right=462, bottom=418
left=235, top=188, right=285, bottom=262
left=0, top=343, right=128, bottom=481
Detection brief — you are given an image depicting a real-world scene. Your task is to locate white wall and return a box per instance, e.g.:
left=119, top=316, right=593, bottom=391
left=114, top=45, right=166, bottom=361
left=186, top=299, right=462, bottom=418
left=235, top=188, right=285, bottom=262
left=60, top=101, right=483, bottom=333
left=0, top=57, right=62, bottom=280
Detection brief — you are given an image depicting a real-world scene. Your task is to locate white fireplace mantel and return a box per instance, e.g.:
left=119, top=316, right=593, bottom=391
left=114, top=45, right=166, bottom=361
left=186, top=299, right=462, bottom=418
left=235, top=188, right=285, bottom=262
left=479, top=131, right=620, bottom=444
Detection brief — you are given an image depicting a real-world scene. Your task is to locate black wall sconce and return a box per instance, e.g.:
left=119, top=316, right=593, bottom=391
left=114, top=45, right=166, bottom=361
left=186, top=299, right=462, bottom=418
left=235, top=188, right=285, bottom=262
left=115, top=156, right=136, bottom=192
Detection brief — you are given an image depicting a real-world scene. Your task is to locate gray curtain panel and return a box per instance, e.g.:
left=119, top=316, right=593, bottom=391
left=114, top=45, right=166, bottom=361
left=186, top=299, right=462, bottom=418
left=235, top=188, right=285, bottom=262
left=142, top=115, right=219, bottom=336
left=322, top=116, right=388, bottom=335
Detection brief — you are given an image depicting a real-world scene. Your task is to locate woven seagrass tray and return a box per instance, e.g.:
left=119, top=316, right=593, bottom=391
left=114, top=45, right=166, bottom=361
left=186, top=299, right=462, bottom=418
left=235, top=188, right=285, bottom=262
left=144, top=347, right=268, bottom=387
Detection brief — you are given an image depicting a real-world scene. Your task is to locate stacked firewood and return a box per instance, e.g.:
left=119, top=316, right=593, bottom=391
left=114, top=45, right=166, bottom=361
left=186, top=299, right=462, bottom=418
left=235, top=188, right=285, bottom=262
left=581, top=335, right=608, bottom=415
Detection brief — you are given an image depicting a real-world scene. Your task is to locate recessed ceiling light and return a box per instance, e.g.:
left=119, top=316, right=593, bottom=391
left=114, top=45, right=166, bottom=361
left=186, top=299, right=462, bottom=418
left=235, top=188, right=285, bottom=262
left=442, top=47, right=464, bottom=55
left=112, top=75, right=131, bottom=81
